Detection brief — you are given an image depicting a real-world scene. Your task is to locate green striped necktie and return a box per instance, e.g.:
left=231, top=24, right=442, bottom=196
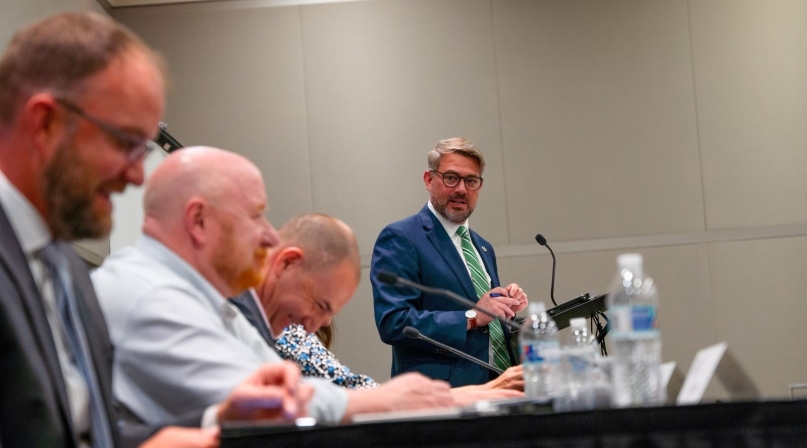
left=456, top=226, right=511, bottom=371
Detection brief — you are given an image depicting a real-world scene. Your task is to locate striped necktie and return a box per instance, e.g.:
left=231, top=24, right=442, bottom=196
left=456, top=226, right=511, bottom=371
left=40, top=244, right=114, bottom=448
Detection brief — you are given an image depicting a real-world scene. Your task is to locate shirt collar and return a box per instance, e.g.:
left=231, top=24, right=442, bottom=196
left=0, top=169, right=52, bottom=256
left=136, top=234, right=235, bottom=319
left=427, top=201, right=469, bottom=238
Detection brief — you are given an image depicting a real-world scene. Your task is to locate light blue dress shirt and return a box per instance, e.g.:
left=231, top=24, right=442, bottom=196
left=91, top=235, right=347, bottom=427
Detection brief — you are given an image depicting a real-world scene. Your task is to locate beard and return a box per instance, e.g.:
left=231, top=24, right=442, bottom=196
left=213, top=219, right=268, bottom=294
left=43, top=139, right=113, bottom=241
left=431, top=191, right=477, bottom=224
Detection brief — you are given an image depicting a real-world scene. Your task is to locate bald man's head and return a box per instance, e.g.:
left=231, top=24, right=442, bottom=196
left=144, top=147, right=261, bottom=224
left=142, top=146, right=279, bottom=297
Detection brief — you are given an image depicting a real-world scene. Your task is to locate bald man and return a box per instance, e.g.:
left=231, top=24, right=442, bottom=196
left=92, top=147, right=453, bottom=428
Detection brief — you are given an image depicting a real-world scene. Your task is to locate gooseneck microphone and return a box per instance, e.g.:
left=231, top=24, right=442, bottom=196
left=403, top=327, right=503, bottom=374
left=376, top=271, right=522, bottom=331
left=534, top=234, right=557, bottom=306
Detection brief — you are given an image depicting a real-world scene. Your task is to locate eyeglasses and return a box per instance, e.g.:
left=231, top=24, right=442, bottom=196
left=430, top=170, right=484, bottom=191
left=55, top=98, right=152, bottom=163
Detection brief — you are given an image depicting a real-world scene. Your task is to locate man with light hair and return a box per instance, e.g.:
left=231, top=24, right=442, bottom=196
left=92, top=147, right=454, bottom=429
left=243, top=213, right=362, bottom=337
left=371, top=137, right=528, bottom=387
left=233, top=213, right=525, bottom=398
left=0, top=12, right=306, bottom=448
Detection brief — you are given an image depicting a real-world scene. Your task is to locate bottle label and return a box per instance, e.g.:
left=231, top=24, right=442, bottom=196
left=611, top=304, right=658, bottom=334
left=631, top=304, right=656, bottom=331
left=521, top=340, right=560, bottom=363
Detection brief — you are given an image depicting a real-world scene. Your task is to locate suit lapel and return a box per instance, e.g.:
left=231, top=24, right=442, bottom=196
left=0, top=205, right=74, bottom=436
left=230, top=291, right=273, bottom=346
left=419, top=205, right=478, bottom=301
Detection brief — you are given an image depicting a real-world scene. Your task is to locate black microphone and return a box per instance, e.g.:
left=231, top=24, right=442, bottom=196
left=534, top=234, right=557, bottom=306
left=376, top=271, right=522, bottom=331
left=403, top=326, right=503, bottom=374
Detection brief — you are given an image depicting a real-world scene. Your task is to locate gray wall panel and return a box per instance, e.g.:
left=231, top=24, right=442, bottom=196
left=300, top=0, right=508, bottom=254
left=495, top=0, right=704, bottom=244
left=708, top=236, right=807, bottom=398
left=692, top=0, right=807, bottom=230
left=114, top=6, right=313, bottom=226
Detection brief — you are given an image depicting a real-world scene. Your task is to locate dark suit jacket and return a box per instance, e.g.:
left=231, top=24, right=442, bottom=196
left=230, top=291, right=273, bottom=346
left=0, top=203, right=120, bottom=447
left=371, top=205, right=516, bottom=387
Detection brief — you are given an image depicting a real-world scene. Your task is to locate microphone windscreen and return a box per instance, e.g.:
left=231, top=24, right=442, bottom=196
left=376, top=271, right=399, bottom=285
left=535, top=234, right=547, bottom=246
left=403, top=326, right=420, bottom=339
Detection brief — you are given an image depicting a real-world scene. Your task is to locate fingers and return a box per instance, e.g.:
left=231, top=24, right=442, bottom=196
left=505, top=365, right=523, bottom=375
left=218, top=385, right=284, bottom=421
left=488, top=289, right=520, bottom=309
left=491, top=300, right=515, bottom=319
left=249, top=362, right=303, bottom=413
left=250, top=361, right=301, bottom=390
left=482, top=291, right=519, bottom=313
left=219, top=362, right=310, bottom=422
left=384, top=373, right=455, bottom=410
left=141, top=427, right=219, bottom=448
left=505, top=283, right=528, bottom=312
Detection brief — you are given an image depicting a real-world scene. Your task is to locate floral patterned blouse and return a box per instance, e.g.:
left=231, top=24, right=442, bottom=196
left=275, top=324, right=379, bottom=389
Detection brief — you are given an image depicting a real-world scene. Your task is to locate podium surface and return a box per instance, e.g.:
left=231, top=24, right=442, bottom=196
left=222, top=400, right=807, bottom=448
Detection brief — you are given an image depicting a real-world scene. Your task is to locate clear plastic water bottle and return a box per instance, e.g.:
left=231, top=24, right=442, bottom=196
left=567, top=317, right=593, bottom=347
left=520, top=302, right=559, bottom=399
left=555, top=318, right=596, bottom=411
left=606, top=253, right=665, bottom=407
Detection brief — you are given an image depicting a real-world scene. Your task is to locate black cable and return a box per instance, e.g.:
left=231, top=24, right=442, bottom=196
left=592, top=311, right=608, bottom=356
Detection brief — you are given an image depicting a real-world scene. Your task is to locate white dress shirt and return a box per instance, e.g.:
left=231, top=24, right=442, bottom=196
left=91, top=235, right=348, bottom=427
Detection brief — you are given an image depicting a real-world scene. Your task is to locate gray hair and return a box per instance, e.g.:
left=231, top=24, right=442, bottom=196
left=427, top=137, right=486, bottom=175
left=278, top=213, right=361, bottom=281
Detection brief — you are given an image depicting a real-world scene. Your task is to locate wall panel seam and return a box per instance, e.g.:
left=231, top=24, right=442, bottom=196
left=360, top=223, right=807, bottom=267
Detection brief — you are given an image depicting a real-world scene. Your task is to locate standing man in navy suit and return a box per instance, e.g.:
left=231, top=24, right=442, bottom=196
left=371, top=138, right=528, bottom=387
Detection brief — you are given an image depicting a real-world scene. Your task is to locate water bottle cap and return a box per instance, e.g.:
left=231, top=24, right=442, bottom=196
left=617, top=253, right=643, bottom=269
left=570, top=317, right=586, bottom=329
left=528, top=302, right=546, bottom=315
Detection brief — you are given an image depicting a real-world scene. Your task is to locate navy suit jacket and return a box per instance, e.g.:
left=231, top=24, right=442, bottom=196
left=371, top=204, right=516, bottom=387
left=230, top=291, right=273, bottom=346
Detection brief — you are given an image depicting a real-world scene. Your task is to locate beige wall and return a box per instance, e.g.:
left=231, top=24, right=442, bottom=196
left=0, top=0, right=107, bottom=46
left=112, top=0, right=807, bottom=398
